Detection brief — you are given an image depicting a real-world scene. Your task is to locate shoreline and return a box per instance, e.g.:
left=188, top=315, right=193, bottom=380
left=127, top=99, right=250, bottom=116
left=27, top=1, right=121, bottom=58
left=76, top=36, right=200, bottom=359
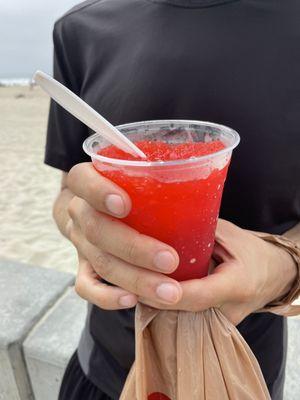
left=0, top=78, right=34, bottom=87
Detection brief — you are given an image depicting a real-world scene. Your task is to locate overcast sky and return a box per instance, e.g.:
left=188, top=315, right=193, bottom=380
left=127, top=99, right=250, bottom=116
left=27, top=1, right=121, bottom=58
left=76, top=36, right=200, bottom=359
left=0, top=0, right=80, bottom=79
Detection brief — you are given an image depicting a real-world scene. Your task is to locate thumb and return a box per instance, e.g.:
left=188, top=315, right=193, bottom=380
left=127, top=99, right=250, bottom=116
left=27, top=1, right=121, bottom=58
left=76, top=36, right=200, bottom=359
left=178, top=261, right=239, bottom=312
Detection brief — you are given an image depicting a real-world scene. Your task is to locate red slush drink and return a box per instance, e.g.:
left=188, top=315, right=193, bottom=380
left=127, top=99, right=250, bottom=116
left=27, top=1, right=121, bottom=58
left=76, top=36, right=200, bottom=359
left=83, top=120, right=239, bottom=281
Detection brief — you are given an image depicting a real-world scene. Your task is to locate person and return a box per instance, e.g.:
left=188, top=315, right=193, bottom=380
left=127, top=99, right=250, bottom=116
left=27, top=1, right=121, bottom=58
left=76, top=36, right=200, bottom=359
left=45, top=1, right=300, bottom=399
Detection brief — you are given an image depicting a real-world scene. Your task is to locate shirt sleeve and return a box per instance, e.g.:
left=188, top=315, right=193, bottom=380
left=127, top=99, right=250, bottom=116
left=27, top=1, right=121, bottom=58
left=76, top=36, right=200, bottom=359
left=44, top=19, right=90, bottom=172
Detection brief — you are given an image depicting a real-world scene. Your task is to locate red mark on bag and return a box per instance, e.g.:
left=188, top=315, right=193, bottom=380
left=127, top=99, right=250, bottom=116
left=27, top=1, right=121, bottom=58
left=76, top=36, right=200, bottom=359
left=148, top=393, right=171, bottom=400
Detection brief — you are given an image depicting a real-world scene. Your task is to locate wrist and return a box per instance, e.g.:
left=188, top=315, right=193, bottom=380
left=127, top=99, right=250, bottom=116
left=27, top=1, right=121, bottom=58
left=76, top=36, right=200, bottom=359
left=264, top=239, right=297, bottom=303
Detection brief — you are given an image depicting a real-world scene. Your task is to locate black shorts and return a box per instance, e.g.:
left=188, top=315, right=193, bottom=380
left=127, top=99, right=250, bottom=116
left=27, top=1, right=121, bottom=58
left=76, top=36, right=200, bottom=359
left=58, top=352, right=112, bottom=400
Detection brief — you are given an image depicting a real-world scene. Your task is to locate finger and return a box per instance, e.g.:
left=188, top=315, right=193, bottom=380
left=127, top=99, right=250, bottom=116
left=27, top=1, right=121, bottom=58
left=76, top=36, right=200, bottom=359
left=139, top=262, right=240, bottom=312
left=73, top=230, right=182, bottom=305
left=138, top=294, right=251, bottom=327
left=69, top=197, right=179, bottom=273
left=67, top=162, right=131, bottom=217
left=75, top=257, right=138, bottom=310
left=179, top=263, right=240, bottom=311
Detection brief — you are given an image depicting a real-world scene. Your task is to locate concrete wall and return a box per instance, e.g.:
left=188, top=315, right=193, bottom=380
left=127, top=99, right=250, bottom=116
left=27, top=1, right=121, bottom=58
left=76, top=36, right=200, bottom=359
left=24, top=288, right=87, bottom=400
left=0, top=260, right=84, bottom=400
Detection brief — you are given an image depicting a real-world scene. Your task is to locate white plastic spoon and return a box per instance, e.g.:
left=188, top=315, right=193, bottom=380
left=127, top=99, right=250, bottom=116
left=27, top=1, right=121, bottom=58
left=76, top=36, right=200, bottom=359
left=34, top=71, right=146, bottom=159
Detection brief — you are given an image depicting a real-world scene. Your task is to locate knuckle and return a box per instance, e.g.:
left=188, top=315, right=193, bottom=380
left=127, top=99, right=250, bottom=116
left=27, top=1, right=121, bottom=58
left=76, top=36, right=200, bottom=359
left=67, top=164, right=81, bottom=189
left=71, top=235, right=80, bottom=249
left=66, top=219, right=73, bottom=240
left=131, top=274, right=144, bottom=294
left=84, top=216, right=97, bottom=243
left=67, top=196, right=79, bottom=220
left=124, top=234, right=142, bottom=262
left=68, top=224, right=79, bottom=248
left=94, top=252, right=113, bottom=277
left=74, top=276, right=85, bottom=298
left=84, top=214, right=105, bottom=245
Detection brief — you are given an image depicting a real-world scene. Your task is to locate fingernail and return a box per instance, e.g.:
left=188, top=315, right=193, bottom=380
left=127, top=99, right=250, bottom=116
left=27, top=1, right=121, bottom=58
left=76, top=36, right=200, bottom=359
left=119, top=295, right=136, bottom=308
left=153, top=251, right=177, bottom=272
left=105, top=194, right=126, bottom=216
left=156, top=283, right=180, bottom=303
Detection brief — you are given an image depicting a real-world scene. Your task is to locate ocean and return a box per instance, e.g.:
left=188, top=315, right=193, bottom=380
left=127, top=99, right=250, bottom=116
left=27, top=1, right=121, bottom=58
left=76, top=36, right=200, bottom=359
left=0, top=78, right=33, bottom=86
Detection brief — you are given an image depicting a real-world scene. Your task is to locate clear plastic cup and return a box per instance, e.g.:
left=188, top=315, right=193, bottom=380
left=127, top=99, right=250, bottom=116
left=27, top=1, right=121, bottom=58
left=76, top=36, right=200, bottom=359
left=83, top=120, right=240, bottom=281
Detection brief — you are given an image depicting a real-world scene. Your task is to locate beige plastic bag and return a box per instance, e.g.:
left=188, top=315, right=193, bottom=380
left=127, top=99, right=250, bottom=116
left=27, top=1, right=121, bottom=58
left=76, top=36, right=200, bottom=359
left=120, top=304, right=271, bottom=400
left=120, top=232, right=300, bottom=400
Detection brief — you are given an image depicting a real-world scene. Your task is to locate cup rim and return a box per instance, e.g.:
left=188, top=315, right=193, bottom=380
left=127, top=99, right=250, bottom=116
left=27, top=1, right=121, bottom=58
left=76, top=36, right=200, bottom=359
left=82, top=119, right=240, bottom=168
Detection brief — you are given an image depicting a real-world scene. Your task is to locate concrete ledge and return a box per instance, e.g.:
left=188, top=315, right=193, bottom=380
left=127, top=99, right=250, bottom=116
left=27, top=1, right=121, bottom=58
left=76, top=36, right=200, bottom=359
left=0, top=260, right=74, bottom=400
left=24, top=288, right=87, bottom=400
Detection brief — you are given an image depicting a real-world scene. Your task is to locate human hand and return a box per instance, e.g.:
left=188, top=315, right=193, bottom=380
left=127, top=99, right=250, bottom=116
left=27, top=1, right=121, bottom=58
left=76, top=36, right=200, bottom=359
left=66, top=163, right=296, bottom=323
left=66, top=162, right=183, bottom=310
left=140, top=219, right=297, bottom=325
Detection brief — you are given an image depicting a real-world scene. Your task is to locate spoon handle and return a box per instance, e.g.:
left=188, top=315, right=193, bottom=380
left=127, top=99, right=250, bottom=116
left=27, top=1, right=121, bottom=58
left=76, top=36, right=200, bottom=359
left=34, top=71, right=146, bottom=159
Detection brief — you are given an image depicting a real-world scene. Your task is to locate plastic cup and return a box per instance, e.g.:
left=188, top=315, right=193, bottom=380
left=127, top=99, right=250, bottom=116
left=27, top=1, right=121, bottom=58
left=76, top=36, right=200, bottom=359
left=83, top=120, right=240, bottom=281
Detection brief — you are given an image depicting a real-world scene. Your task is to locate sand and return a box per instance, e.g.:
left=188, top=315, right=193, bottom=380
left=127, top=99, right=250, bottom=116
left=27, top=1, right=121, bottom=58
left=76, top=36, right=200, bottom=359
left=0, top=85, right=77, bottom=273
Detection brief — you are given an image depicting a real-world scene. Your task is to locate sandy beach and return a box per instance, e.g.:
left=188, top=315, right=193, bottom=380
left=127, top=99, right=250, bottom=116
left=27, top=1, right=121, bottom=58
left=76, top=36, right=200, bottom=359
left=0, top=85, right=77, bottom=273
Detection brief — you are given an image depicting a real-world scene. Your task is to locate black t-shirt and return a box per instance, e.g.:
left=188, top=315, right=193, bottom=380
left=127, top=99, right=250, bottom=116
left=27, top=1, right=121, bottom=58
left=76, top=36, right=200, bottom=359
left=46, top=0, right=300, bottom=398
